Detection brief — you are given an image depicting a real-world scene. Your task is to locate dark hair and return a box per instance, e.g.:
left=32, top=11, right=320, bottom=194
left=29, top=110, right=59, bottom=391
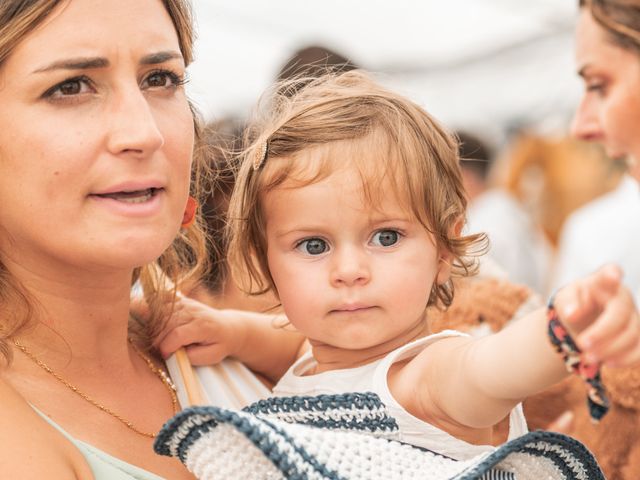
left=580, top=0, right=640, bottom=53
left=277, top=45, right=358, bottom=81
left=456, top=130, right=493, bottom=181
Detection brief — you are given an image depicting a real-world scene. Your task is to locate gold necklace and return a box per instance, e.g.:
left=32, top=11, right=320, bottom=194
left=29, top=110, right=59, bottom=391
left=13, top=338, right=179, bottom=438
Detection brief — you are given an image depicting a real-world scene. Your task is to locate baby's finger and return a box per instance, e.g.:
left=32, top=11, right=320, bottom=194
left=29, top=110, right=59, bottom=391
left=556, top=265, right=622, bottom=333
left=588, top=320, right=639, bottom=364
left=157, top=320, right=222, bottom=358
left=577, top=287, right=637, bottom=351
left=185, top=343, right=230, bottom=365
left=603, top=341, right=640, bottom=367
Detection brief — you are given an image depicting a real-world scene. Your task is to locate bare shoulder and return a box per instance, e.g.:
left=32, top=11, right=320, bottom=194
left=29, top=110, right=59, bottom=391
left=403, top=334, right=472, bottom=378
left=0, top=377, right=94, bottom=480
left=388, top=335, right=472, bottom=411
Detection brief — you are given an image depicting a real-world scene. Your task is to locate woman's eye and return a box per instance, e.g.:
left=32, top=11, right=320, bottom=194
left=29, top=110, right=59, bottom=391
left=296, top=238, right=328, bottom=255
left=585, top=79, right=606, bottom=95
left=143, top=70, right=185, bottom=89
left=371, top=229, right=400, bottom=247
left=43, top=76, right=93, bottom=100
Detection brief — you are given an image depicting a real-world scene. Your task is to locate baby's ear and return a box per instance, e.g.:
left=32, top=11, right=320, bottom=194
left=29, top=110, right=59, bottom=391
left=435, top=217, right=464, bottom=284
left=436, top=251, right=453, bottom=284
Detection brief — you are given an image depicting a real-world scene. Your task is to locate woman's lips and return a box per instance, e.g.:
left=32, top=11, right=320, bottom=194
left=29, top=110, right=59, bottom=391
left=93, top=187, right=160, bottom=203
left=89, top=187, right=165, bottom=216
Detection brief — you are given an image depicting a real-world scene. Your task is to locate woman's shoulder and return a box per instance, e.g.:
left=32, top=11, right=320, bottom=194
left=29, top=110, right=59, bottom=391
left=0, top=376, right=94, bottom=480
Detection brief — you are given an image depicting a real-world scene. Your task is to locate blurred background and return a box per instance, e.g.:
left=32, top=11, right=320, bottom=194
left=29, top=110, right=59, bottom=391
left=187, top=0, right=580, bottom=143
left=186, top=1, right=637, bottom=302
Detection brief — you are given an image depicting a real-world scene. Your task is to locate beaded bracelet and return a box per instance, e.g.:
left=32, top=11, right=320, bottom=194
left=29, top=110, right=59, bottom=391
left=547, top=296, right=610, bottom=423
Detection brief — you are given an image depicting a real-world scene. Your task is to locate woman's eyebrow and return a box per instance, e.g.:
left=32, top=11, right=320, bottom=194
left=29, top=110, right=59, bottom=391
left=140, top=50, right=184, bottom=65
left=32, top=51, right=183, bottom=74
left=33, top=57, right=108, bottom=73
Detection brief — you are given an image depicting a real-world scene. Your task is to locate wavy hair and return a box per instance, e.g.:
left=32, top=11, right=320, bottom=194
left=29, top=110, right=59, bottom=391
left=227, top=71, right=488, bottom=310
left=580, top=0, right=640, bottom=53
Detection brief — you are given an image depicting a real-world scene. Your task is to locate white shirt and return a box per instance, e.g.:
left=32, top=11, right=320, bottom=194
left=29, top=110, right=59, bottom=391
left=274, top=332, right=528, bottom=461
left=466, top=189, right=552, bottom=295
left=551, top=176, right=640, bottom=305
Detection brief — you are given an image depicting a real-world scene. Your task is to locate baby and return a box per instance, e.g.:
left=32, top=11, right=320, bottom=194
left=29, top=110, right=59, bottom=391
left=157, top=71, right=640, bottom=460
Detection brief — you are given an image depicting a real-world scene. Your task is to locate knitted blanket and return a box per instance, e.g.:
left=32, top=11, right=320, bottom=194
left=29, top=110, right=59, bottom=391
left=154, top=392, right=604, bottom=480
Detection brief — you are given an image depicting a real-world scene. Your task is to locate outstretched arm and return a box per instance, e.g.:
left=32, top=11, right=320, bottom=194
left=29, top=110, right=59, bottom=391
left=152, top=295, right=305, bottom=383
left=397, top=265, right=640, bottom=430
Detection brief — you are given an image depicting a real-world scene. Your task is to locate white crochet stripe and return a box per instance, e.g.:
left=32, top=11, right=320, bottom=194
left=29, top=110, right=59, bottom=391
left=186, top=423, right=284, bottom=480
left=252, top=405, right=398, bottom=438
left=530, top=442, right=590, bottom=479
left=255, top=404, right=390, bottom=423
left=167, top=413, right=211, bottom=458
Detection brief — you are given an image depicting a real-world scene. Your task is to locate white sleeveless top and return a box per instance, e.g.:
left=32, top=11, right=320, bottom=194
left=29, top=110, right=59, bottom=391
left=273, top=330, right=528, bottom=461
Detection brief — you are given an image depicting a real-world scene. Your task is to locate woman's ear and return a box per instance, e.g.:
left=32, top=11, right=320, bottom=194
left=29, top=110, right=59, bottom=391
left=435, top=217, right=465, bottom=284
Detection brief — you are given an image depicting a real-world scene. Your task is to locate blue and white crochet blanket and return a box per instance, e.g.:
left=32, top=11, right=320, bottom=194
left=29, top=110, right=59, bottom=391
left=154, top=392, right=604, bottom=480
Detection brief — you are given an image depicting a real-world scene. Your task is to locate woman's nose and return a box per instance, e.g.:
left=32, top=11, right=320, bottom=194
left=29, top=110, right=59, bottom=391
left=106, top=87, right=164, bottom=157
left=571, top=96, right=603, bottom=142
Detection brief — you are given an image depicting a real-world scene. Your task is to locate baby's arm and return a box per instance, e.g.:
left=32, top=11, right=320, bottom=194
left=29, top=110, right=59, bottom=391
left=396, top=265, right=640, bottom=431
left=155, top=296, right=305, bottom=383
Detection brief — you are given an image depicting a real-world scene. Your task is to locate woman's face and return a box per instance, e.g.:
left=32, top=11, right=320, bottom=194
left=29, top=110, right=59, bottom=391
left=0, top=0, right=194, bottom=276
left=572, top=8, right=640, bottom=168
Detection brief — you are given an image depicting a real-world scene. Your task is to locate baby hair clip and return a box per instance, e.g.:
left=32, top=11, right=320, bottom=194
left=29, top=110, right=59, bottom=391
left=547, top=295, right=610, bottom=423
left=253, top=140, right=268, bottom=170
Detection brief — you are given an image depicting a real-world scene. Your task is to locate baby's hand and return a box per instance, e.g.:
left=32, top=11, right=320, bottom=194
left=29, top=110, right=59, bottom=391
left=554, top=264, right=640, bottom=367
left=154, top=295, right=243, bottom=365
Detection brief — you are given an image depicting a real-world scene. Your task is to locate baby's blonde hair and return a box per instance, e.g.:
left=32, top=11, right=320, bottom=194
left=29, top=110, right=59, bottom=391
left=227, top=71, right=487, bottom=308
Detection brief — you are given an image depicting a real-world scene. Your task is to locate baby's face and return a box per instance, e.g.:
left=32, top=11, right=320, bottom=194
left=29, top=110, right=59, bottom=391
left=263, top=163, right=451, bottom=351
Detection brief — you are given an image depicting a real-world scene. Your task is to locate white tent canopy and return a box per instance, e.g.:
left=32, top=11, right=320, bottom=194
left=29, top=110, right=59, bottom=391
left=188, top=0, right=582, bottom=145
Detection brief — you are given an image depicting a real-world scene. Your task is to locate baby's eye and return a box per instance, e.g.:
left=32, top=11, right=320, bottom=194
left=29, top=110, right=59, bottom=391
left=296, top=238, right=329, bottom=255
left=371, top=229, right=400, bottom=247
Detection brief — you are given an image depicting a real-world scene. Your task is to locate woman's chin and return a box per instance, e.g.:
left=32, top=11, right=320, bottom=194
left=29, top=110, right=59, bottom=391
left=104, top=233, right=177, bottom=268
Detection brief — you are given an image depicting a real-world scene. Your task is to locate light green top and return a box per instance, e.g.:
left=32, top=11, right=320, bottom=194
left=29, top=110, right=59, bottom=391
left=34, top=407, right=165, bottom=480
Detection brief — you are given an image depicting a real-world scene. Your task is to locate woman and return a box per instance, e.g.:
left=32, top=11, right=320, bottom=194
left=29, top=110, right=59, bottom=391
left=0, top=0, right=206, bottom=478
left=562, top=0, right=640, bottom=303
left=531, top=2, right=640, bottom=477
left=572, top=0, right=640, bottom=183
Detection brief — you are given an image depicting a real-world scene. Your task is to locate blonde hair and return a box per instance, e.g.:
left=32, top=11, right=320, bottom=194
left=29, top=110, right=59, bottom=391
left=0, top=0, right=210, bottom=360
left=227, top=71, right=487, bottom=309
left=580, top=0, right=640, bottom=53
